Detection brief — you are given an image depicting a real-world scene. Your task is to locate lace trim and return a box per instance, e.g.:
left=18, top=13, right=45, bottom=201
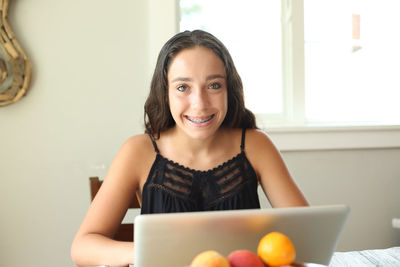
left=147, top=183, right=196, bottom=203
left=157, top=151, right=245, bottom=174
left=143, top=150, right=259, bottom=210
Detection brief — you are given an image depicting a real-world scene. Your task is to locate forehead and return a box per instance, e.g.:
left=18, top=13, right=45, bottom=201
left=167, top=46, right=226, bottom=80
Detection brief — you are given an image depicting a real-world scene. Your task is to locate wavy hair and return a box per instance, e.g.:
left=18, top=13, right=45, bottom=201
left=144, top=30, right=257, bottom=138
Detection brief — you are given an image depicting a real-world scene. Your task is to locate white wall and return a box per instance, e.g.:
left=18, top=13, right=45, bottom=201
left=282, top=148, right=400, bottom=251
left=0, top=1, right=399, bottom=266
left=0, top=1, right=154, bottom=266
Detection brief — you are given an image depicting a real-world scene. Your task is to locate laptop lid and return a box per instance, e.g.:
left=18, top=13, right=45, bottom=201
left=134, top=204, right=350, bottom=267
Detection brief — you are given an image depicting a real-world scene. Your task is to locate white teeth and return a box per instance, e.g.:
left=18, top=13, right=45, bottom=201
left=187, top=115, right=214, bottom=123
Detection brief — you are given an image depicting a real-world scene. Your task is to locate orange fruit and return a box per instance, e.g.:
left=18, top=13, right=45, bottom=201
left=190, top=250, right=231, bottom=267
left=257, top=231, right=296, bottom=266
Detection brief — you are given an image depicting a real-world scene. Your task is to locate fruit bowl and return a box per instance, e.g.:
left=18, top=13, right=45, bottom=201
left=187, top=232, right=328, bottom=267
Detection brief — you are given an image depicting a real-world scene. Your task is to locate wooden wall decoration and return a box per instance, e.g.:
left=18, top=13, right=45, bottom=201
left=0, top=0, right=32, bottom=107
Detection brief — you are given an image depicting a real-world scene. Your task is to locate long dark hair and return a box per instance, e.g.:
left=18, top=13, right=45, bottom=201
left=144, top=30, right=257, bottom=138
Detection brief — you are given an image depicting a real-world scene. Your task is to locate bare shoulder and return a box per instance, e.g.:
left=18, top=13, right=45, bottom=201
left=245, top=129, right=278, bottom=153
left=119, top=134, right=155, bottom=159
left=123, top=133, right=151, bottom=147
left=108, top=134, right=155, bottom=185
left=245, top=129, right=308, bottom=207
left=244, top=129, right=283, bottom=175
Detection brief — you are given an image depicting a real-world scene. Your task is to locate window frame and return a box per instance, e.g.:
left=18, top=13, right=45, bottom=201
left=148, top=0, right=400, bottom=151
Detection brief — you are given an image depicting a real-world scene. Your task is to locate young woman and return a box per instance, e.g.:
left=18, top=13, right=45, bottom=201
left=71, top=30, right=308, bottom=267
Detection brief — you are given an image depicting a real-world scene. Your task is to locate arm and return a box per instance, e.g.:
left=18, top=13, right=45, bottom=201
left=246, top=129, right=308, bottom=208
left=71, top=136, right=148, bottom=266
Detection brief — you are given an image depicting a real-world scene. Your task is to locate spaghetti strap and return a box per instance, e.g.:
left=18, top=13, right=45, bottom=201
left=240, top=128, right=246, bottom=151
left=147, top=133, right=159, bottom=153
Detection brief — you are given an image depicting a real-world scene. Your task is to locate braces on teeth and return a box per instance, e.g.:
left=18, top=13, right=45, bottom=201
left=188, top=115, right=214, bottom=123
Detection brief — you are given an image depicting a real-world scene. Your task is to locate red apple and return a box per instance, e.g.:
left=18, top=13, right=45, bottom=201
left=227, top=250, right=265, bottom=267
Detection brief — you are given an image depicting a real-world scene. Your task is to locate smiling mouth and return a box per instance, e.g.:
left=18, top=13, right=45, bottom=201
left=186, top=114, right=215, bottom=124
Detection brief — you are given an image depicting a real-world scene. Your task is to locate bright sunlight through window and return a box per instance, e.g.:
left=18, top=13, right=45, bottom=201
left=180, top=0, right=400, bottom=127
left=304, top=0, right=400, bottom=125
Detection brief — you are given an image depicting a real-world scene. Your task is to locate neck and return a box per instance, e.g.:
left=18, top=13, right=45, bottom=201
left=169, top=127, right=226, bottom=156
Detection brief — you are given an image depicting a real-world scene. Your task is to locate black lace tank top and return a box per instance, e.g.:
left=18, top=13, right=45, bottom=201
left=140, top=128, right=261, bottom=214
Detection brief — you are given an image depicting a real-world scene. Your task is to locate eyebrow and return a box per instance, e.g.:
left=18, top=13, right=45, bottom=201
left=170, top=74, right=226, bottom=83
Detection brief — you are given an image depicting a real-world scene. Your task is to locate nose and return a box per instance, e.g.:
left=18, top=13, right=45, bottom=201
left=190, top=87, right=209, bottom=110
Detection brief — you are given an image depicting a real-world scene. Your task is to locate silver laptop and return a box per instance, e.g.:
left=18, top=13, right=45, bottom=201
left=133, top=204, right=350, bottom=267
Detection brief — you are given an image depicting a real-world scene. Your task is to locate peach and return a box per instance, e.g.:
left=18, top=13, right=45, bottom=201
left=227, top=250, right=264, bottom=267
left=190, top=250, right=231, bottom=267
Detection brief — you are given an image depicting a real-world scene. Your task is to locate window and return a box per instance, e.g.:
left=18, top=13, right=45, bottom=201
left=304, top=0, right=400, bottom=125
left=179, top=0, right=400, bottom=128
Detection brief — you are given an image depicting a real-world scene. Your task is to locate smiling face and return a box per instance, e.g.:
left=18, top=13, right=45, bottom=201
left=167, top=46, right=228, bottom=140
